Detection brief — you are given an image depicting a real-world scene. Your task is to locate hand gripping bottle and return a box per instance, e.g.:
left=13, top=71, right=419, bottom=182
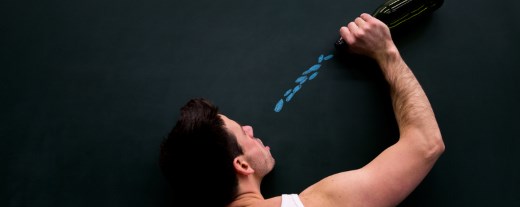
left=335, top=0, right=444, bottom=49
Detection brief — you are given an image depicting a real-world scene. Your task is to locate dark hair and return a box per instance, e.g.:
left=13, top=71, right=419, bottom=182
left=159, top=98, right=243, bottom=206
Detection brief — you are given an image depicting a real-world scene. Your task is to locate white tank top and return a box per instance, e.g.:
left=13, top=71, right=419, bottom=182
left=281, top=194, right=305, bottom=207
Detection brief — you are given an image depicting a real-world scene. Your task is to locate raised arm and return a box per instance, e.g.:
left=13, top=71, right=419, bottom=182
left=299, top=13, right=445, bottom=207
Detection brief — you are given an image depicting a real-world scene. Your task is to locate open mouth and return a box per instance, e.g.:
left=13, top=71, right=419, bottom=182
left=256, top=138, right=270, bottom=149
left=256, top=138, right=264, bottom=146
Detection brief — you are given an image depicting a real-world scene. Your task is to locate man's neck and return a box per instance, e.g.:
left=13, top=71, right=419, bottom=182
left=228, top=191, right=264, bottom=207
left=228, top=175, right=265, bottom=207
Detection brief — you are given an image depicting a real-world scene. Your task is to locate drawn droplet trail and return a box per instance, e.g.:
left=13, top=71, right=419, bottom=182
left=274, top=54, right=334, bottom=112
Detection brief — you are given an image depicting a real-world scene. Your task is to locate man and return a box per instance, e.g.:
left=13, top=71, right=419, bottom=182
left=159, top=13, right=445, bottom=207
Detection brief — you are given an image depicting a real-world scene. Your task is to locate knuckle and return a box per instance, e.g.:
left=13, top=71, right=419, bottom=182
left=355, top=30, right=365, bottom=38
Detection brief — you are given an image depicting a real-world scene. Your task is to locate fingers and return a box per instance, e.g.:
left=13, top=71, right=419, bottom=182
left=359, top=13, right=372, bottom=22
left=354, top=17, right=366, bottom=29
left=338, top=13, right=394, bottom=58
left=339, top=15, right=365, bottom=45
left=339, top=26, right=350, bottom=38
left=348, top=14, right=370, bottom=34
left=340, top=13, right=380, bottom=35
left=339, top=26, right=353, bottom=44
left=338, top=13, right=381, bottom=46
left=361, top=13, right=386, bottom=27
left=347, top=21, right=359, bottom=34
left=355, top=13, right=382, bottom=29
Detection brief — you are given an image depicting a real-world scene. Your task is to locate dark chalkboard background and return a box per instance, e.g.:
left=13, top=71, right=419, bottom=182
left=2, top=0, right=519, bottom=206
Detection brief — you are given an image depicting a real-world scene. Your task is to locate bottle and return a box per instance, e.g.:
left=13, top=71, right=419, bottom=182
left=335, top=0, right=444, bottom=49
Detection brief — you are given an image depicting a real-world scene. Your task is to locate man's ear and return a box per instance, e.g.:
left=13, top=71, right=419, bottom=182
left=233, top=156, right=255, bottom=175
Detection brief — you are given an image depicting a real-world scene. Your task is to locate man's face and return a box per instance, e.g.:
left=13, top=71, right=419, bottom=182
left=220, top=114, right=275, bottom=177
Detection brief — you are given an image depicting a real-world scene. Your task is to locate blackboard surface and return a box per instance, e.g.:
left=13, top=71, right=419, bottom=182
left=2, top=0, right=519, bottom=206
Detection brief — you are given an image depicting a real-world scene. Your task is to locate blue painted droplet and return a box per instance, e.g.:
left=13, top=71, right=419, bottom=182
left=274, top=99, right=284, bottom=112
left=302, top=64, right=321, bottom=75
left=295, top=75, right=308, bottom=84
left=309, top=72, right=319, bottom=80
left=324, top=54, right=334, bottom=60
left=274, top=53, right=333, bottom=113
left=284, top=89, right=292, bottom=97
left=293, top=85, right=301, bottom=93
left=286, top=93, right=295, bottom=102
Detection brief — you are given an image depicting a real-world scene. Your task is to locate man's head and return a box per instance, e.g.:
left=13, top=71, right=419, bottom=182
left=159, top=98, right=274, bottom=206
left=220, top=114, right=275, bottom=180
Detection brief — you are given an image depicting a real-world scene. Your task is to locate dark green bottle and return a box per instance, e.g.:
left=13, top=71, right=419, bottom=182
left=335, top=0, right=444, bottom=49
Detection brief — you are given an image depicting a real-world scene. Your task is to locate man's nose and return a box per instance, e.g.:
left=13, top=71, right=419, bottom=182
left=242, top=125, right=254, bottom=137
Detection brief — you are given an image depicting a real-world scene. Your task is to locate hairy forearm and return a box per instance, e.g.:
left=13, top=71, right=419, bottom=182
left=377, top=47, right=443, bottom=153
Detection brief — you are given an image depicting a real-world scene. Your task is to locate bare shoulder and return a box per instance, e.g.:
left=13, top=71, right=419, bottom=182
left=299, top=171, right=363, bottom=207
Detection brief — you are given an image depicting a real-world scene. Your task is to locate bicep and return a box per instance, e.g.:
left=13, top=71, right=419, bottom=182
left=302, top=137, right=439, bottom=207
left=355, top=139, right=438, bottom=206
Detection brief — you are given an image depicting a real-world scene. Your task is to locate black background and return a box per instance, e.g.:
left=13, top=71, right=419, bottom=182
left=2, top=0, right=519, bottom=206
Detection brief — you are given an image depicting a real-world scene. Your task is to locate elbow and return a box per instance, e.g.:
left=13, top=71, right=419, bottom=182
left=404, top=127, right=445, bottom=161
left=424, top=132, right=445, bottom=161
